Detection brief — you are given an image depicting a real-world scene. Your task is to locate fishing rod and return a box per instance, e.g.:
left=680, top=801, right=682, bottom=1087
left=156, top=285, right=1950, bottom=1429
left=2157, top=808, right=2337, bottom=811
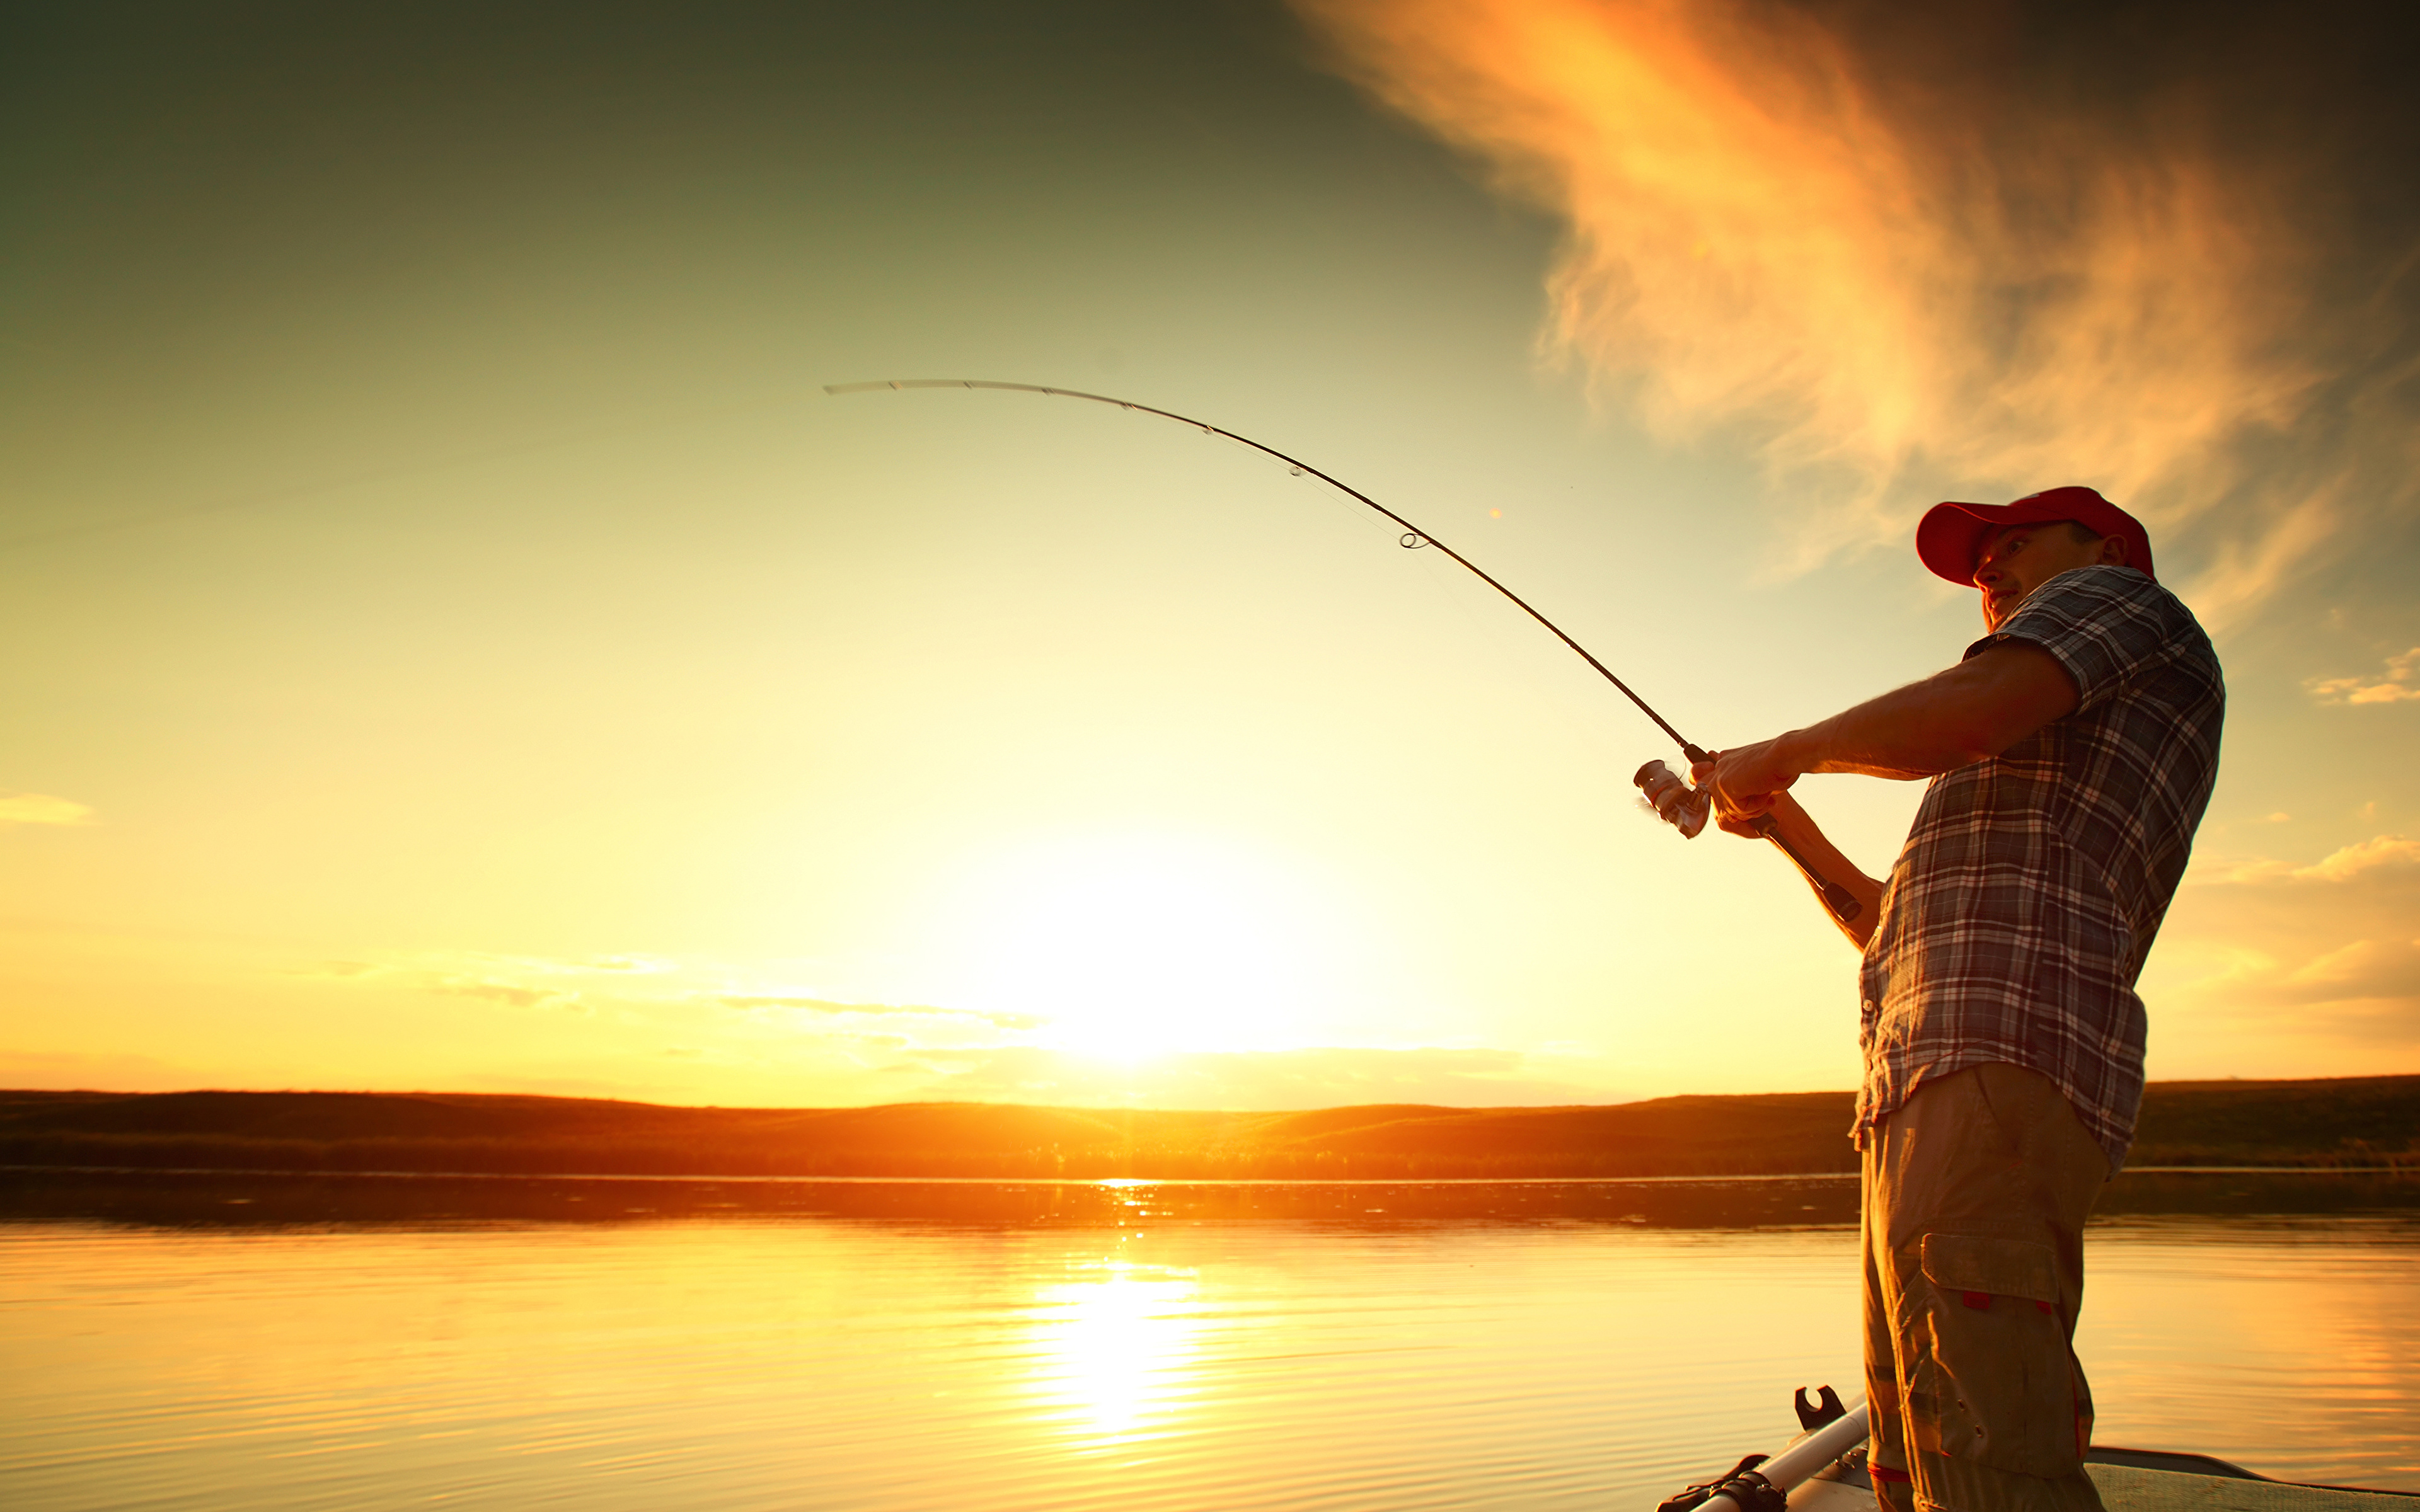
left=824, top=377, right=1860, bottom=924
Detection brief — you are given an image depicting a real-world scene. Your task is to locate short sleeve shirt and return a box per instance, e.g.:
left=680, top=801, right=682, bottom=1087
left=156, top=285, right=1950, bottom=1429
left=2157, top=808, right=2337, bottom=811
left=1855, top=565, right=2225, bottom=1171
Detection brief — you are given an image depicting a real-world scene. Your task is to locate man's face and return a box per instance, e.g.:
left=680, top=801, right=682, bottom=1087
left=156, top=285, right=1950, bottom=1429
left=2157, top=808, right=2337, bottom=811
left=1973, top=522, right=2119, bottom=631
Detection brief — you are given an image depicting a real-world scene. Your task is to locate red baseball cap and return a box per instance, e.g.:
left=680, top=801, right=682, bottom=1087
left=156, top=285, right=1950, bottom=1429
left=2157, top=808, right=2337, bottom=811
left=1915, top=485, right=2154, bottom=585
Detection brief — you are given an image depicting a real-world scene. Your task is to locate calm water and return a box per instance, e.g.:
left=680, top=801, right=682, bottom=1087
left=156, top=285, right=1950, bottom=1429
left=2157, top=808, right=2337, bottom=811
left=4, top=1178, right=2419, bottom=1510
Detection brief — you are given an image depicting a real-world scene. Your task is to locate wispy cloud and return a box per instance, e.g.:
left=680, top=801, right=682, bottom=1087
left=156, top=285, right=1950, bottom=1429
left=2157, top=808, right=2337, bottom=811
left=437, top=979, right=585, bottom=1012
left=2308, top=648, right=2420, bottom=706
left=293, top=951, right=1048, bottom=1047
left=1293, top=0, right=2411, bottom=612
left=2293, top=835, right=2420, bottom=883
left=0, top=792, right=94, bottom=828
left=2153, top=832, right=2420, bottom=1060
left=2200, top=833, right=2420, bottom=886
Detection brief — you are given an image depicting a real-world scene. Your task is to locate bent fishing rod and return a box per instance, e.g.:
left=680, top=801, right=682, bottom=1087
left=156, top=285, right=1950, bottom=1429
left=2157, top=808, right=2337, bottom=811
left=826, top=377, right=1860, bottom=924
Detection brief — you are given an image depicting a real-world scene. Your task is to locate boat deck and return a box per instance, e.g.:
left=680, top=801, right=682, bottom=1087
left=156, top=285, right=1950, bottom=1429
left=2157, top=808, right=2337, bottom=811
left=1789, top=1453, right=2417, bottom=1512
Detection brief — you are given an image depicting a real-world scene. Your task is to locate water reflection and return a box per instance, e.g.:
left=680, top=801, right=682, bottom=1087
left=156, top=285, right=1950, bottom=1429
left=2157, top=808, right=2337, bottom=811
left=1027, top=1261, right=1204, bottom=1445
left=6, top=1174, right=2420, bottom=1510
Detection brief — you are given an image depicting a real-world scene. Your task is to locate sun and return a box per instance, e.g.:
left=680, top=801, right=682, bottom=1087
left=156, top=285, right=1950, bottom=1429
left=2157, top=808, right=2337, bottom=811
left=933, top=830, right=1340, bottom=1062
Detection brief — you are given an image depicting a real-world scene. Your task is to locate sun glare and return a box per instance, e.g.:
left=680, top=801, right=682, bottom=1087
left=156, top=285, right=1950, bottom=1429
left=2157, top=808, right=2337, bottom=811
left=930, top=831, right=1345, bottom=1062
left=1025, top=1262, right=1205, bottom=1444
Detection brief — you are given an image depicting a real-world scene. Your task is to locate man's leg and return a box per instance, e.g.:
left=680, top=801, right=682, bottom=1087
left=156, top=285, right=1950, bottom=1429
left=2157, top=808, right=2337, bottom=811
left=1864, top=1142, right=1918, bottom=1512
left=1865, top=1063, right=2110, bottom=1512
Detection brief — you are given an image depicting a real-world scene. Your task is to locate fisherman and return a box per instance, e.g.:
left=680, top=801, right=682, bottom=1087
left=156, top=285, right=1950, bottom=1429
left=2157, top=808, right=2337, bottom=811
left=1678, top=486, right=2222, bottom=1512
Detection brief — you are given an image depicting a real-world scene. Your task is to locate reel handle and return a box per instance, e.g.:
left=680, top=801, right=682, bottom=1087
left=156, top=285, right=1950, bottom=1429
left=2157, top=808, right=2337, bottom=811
left=1632, top=756, right=1863, bottom=925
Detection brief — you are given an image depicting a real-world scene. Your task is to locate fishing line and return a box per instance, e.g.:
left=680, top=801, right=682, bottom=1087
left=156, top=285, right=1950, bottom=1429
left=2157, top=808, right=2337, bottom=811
left=829, top=379, right=1697, bottom=750
left=827, top=377, right=1860, bottom=924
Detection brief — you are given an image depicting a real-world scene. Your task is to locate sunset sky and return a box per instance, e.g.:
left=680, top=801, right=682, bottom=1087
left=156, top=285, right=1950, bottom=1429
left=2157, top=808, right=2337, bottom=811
left=5, top=0, right=2416, bottom=1109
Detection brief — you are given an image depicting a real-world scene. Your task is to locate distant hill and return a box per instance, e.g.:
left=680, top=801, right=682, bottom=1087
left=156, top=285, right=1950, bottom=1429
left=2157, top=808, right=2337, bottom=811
left=2, top=1076, right=2415, bottom=1179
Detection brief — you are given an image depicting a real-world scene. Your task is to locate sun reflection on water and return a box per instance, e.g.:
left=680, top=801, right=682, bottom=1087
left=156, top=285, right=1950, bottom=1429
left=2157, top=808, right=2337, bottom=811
left=1025, top=1259, right=1204, bottom=1447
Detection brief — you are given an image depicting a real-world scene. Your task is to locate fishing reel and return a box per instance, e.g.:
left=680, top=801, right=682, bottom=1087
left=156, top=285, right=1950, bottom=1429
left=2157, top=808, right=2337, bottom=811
left=1633, top=758, right=1712, bottom=839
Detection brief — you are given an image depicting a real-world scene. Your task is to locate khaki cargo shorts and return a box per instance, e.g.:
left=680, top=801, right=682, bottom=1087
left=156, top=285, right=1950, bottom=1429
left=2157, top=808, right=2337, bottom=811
left=1862, top=1063, right=2113, bottom=1512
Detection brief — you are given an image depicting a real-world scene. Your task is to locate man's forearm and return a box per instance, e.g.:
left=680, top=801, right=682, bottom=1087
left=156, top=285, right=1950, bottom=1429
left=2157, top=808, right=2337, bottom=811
left=1757, top=792, right=1886, bottom=948
left=1779, top=643, right=2078, bottom=782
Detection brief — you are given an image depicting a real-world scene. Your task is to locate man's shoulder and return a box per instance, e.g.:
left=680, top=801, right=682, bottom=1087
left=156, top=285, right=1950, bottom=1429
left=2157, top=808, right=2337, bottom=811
left=1991, top=567, right=2213, bottom=658
left=1969, top=566, right=2220, bottom=713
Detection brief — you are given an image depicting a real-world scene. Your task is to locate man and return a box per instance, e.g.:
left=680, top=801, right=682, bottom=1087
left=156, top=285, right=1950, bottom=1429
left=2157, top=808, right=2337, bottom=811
left=1701, top=485, right=2222, bottom=1512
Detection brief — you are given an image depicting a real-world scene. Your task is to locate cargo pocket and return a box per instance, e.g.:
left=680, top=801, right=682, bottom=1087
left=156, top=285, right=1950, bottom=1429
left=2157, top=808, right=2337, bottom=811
left=1904, top=1232, right=2078, bottom=1477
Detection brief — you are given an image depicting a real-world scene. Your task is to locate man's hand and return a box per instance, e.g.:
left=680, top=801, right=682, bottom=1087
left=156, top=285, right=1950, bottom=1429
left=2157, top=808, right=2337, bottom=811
left=1694, top=737, right=1807, bottom=835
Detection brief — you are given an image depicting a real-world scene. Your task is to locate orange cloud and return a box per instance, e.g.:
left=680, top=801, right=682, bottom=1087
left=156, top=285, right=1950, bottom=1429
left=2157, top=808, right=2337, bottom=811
left=2196, top=833, right=2420, bottom=886
left=2153, top=832, right=2420, bottom=1059
left=2308, top=648, right=2420, bottom=705
left=2293, top=835, right=2420, bottom=883
left=1293, top=0, right=2370, bottom=604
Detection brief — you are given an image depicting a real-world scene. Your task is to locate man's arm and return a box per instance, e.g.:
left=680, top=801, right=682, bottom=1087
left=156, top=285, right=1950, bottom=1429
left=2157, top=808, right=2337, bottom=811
left=1739, top=790, right=1887, bottom=948
left=1713, top=642, right=2078, bottom=803
left=1697, top=642, right=2079, bottom=943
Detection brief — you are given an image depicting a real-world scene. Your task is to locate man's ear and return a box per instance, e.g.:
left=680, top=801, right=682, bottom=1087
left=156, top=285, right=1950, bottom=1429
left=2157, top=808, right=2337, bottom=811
left=2099, top=534, right=2129, bottom=567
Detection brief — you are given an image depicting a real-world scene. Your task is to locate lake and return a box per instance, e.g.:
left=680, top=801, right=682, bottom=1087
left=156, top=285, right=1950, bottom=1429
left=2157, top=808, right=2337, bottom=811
left=4, top=1173, right=2417, bottom=1510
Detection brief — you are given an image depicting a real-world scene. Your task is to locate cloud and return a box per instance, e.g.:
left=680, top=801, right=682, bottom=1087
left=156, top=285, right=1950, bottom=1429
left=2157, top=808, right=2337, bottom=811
left=2308, top=648, right=2420, bottom=705
left=2293, top=835, right=2420, bottom=883
left=291, top=949, right=1048, bottom=1052
left=2152, top=832, right=2420, bottom=1055
left=1293, top=0, right=2417, bottom=611
left=0, top=792, right=94, bottom=828
left=2242, top=936, right=2420, bottom=1019
left=2182, top=483, right=2345, bottom=636
left=437, top=979, right=585, bottom=1012
left=2195, top=833, right=2420, bottom=886
left=2285, top=938, right=2417, bottom=994
left=290, top=951, right=604, bottom=1012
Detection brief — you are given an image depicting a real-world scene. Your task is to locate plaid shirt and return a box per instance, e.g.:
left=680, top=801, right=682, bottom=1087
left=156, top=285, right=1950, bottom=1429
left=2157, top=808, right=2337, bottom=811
left=1855, top=565, right=2224, bottom=1171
